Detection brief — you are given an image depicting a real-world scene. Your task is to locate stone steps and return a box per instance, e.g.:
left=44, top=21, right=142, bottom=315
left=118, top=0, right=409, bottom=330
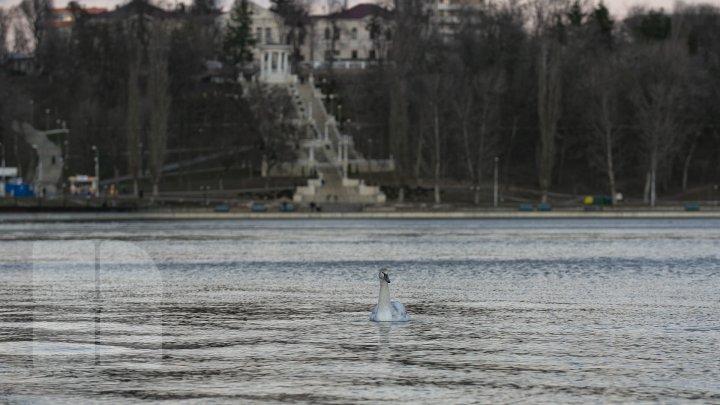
left=289, top=80, right=386, bottom=205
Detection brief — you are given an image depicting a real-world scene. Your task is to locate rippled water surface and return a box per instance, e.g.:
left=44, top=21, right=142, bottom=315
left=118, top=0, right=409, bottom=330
left=1, top=219, right=719, bottom=403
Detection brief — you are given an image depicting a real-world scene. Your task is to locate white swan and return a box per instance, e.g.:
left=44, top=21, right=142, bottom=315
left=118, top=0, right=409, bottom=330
left=370, top=269, right=410, bottom=322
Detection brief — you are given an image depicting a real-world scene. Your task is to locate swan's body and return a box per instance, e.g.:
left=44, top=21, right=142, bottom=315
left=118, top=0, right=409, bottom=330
left=370, top=270, right=410, bottom=322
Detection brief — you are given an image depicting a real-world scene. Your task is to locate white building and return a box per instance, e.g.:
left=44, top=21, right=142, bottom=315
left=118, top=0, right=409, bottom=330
left=304, top=4, right=393, bottom=68
left=229, top=1, right=393, bottom=80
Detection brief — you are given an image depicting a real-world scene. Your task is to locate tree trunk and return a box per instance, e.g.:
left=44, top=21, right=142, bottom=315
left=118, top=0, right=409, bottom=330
left=605, top=128, right=617, bottom=205
left=413, top=129, right=424, bottom=185
left=650, top=154, right=658, bottom=207
left=390, top=76, right=409, bottom=182
left=462, top=121, right=473, bottom=180
left=433, top=104, right=441, bottom=204
left=537, top=40, right=562, bottom=204
left=682, top=135, right=698, bottom=191
left=473, top=100, right=489, bottom=206
left=113, top=165, right=120, bottom=192
left=147, top=27, right=171, bottom=201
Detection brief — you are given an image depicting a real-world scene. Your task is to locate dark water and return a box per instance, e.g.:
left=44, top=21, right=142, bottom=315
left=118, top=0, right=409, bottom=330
left=1, top=219, right=719, bottom=403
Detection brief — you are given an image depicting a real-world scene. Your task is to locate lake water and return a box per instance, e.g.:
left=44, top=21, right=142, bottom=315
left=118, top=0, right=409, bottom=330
left=1, top=219, right=719, bottom=403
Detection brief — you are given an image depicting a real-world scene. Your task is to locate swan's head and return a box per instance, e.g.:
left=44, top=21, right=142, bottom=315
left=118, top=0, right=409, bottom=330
left=378, top=269, right=391, bottom=283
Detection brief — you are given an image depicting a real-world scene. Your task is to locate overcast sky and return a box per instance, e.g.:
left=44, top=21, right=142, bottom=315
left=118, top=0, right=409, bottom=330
left=0, top=0, right=714, bottom=16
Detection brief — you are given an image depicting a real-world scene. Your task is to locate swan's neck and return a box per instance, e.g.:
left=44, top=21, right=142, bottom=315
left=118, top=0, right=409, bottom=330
left=378, top=281, right=391, bottom=309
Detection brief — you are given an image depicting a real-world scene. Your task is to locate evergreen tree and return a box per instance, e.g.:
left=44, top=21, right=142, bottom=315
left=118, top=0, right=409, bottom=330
left=270, top=0, right=308, bottom=68
left=191, top=0, right=219, bottom=16
left=223, top=0, right=256, bottom=67
left=589, top=2, right=614, bottom=49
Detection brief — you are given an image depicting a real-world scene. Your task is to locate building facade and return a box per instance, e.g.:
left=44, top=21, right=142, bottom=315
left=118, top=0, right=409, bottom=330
left=241, top=2, right=392, bottom=72
left=304, top=4, right=392, bottom=68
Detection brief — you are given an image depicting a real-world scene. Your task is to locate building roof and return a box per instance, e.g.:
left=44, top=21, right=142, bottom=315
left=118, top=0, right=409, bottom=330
left=323, top=4, right=391, bottom=20
left=51, top=7, right=107, bottom=28
left=93, top=0, right=180, bottom=21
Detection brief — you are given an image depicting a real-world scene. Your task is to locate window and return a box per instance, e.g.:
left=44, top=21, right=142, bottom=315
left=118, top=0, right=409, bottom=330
left=351, top=27, right=358, bottom=40
left=351, top=50, right=358, bottom=59
left=325, top=27, right=331, bottom=40
left=265, top=27, right=272, bottom=44
left=256, top=27, right=262, bottom=42
left=369, top=50, right=376, bottom=60
left=385, top=29, right=392, bottom=40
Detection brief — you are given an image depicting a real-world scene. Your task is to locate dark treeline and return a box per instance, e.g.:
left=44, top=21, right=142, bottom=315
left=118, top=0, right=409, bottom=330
left=378, top=0, right=720, bottom=205
left=1, top=0, right=720, bottom=204
left=0, top=0, right=297, bottom=198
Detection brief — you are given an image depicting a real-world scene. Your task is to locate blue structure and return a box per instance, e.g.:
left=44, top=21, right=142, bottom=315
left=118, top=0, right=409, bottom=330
left=4, top=179, right=34, bottom=197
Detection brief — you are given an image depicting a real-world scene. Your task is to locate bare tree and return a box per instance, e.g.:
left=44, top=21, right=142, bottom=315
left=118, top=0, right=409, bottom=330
left=389, top=0, right=427, bottom=200
left=0, top=8, right=9, bottom=59
left=246, top=83, right=300, bottom=182
left=125, top=50, right=143, bottom=197
left=11, top=14, right=31, bottom=53
left=584, top=53, right=625, bottom=204
left=536, top=38, right=563, bottom=204
left=452, top=3, right=515, bottom=204
left=631, top=42, right=690, bottom=207
left=15, top=0, right=52, bottom=54
left=419, top=73, right=444, bottom=204
left=147, top=27, right=172, bottom=198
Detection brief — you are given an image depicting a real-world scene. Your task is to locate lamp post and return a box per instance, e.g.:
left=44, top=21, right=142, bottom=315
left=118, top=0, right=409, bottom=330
left=14, top=133, right=21, bottom=178
left=493, top=156, right=499, bottom=208
left=32, top=144, right=42, bottom=185
left=92, top=145, right=99, bottom=197
left=337, top=104, right=342, bottom=126
left=45, top=108, right=50, bottom=130
left=63, top=140, right=68, bottom=172
left=367, top=138, right=373, bottom=172
left=0, top=142, right=5, bottom=167
left=201, top=185, right=210, bottom=205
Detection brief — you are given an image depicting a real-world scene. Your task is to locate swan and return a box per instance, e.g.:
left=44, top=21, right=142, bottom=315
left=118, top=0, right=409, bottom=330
left=370, top=269, right=410, bottom=322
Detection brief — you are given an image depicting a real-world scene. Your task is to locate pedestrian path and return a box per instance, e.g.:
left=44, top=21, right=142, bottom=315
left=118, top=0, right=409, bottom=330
left=13, top=121, right=64, bottom=195
left=289, top=80, right=385, bottom=204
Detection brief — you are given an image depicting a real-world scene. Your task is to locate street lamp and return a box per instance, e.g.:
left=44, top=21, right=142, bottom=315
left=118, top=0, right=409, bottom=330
left=32, top=144, right=42, bottom=185
left=45, top=108, right=50, bottom=130
left=328, top=94, right=335, bottom=117
left=337, top=104, right=342, bottom=125
left=201, top=185, right=210, bottom=205
left=138, top=142, right=143, bottom=177
left=367, top=138, right=373, bottom=173
left=0, top=142, right=5, bottom=167
left=92, top=145, right=99, bottom=197
left=14, top=133, right=21, bottom=178
left=493, top=156, right=499, bottom=208
left=63, top=140, right=69, bottom=172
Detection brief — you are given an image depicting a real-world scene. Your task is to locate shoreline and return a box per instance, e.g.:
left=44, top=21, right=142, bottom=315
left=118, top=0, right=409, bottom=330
left=2, top=209, right=720, bottom=222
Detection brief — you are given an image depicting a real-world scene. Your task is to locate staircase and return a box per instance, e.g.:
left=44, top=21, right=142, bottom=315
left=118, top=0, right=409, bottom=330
left=289, top=79, right=386, bottom=204
left=13, top=121, right=65, bottom=195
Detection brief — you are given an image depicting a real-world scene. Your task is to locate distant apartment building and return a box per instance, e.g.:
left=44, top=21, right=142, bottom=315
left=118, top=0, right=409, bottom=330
left=430, top=0, right=486, bottom=36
